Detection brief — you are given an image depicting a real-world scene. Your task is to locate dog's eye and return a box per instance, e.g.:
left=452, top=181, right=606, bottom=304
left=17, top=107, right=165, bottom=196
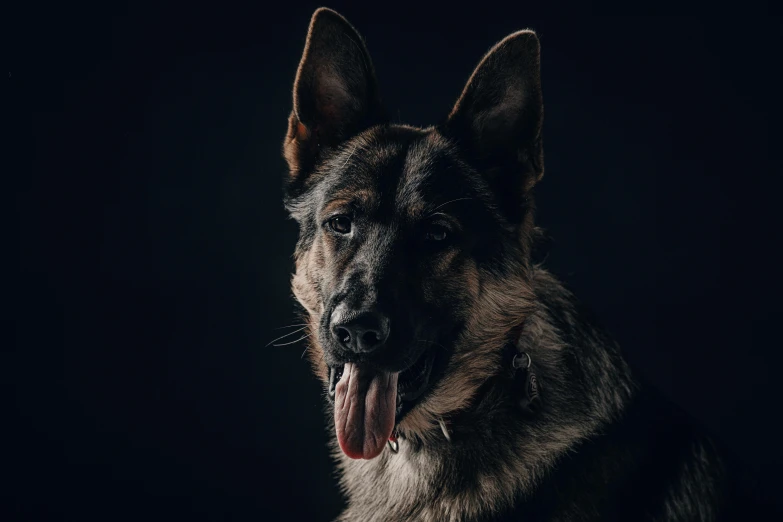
left=424, top=225, right=448, bottom=242
left=328, top=216, right=352, bottom=234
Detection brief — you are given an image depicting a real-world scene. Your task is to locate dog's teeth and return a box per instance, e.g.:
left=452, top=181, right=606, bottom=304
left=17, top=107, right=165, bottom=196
left=438, top=417, right=451, bottom=443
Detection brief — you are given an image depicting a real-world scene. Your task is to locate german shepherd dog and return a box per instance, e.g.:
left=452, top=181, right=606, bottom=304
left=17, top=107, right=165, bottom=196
left=281, top=8, right=748, bottom=521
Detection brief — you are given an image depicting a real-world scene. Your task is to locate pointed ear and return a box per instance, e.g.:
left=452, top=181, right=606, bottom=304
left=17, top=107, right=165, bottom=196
left=444, top=30, right=544, bottom=214
left=283, top=8, right=385, bottom=190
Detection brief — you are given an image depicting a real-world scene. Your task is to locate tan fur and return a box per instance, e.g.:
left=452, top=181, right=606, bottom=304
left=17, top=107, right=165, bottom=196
left=398, top=263, right=535, bottom=442
left=655, top=440, right=725, bottom=522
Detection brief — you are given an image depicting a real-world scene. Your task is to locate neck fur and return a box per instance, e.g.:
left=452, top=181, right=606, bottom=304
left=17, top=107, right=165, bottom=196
left=334, top=268, right=636, bottom=522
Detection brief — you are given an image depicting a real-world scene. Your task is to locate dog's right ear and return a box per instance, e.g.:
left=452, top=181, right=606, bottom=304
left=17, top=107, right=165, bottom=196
left=283, top=8, right=385, bottom=196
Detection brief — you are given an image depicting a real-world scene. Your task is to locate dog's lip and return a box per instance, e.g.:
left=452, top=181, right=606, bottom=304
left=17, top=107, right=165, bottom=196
left=397, top=349, right=436, bottom=401
left=328, top=364, right=344, bottom=400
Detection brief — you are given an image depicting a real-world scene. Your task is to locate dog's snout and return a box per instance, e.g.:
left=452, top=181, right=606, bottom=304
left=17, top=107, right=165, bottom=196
left=331, top=309, right=390, bottom=353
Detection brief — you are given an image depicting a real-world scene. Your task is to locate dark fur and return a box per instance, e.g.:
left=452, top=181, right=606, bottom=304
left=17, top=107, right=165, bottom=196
left=281, top=8, right=744, bottom=521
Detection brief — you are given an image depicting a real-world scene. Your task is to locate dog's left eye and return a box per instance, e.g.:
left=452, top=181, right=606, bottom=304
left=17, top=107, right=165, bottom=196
left=328, top=215, right=352, bottom=234
left=424, top=225, right=448, bottom=242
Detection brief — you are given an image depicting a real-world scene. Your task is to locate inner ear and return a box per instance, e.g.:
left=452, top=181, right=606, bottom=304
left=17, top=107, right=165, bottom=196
left=284, top=8, right=385, bottom=187
left=444, top=30, right=544, bottom=194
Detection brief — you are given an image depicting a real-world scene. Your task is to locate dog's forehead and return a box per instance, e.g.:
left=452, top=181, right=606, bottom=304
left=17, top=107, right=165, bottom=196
left=321, top=127, right=464, bottom=217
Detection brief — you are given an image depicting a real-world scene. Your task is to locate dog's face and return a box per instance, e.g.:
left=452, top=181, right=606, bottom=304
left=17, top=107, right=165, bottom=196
left=282, top=8, right=543, bottom=459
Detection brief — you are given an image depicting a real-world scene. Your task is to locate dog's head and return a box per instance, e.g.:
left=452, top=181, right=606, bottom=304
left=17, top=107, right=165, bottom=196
left=282, top=8, right=542, bottom=459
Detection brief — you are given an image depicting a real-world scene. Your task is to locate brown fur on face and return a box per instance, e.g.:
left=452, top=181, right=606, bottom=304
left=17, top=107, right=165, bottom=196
left=397, top=262, right=536, bottom=442
left=289, top=124, right=540, bottom=441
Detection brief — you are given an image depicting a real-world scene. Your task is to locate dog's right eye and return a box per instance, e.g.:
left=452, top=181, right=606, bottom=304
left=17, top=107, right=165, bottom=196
left=328, top=216, right=352, bottom=234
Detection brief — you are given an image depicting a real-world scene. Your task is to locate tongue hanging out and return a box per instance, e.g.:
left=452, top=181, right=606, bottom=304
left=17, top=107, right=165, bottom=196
left=334, top=362, right=399, bottom=459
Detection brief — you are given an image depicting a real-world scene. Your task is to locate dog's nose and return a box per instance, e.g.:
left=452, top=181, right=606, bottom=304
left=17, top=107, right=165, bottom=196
left=331, top=310, right=390, bottom=353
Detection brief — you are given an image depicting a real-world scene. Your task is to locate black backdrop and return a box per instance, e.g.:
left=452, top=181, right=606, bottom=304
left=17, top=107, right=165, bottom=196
left=11, top=3, right=783, bottom=520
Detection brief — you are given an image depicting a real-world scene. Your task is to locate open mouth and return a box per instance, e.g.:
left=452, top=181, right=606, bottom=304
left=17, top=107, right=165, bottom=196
left=328, top=348, right=437, bottom=418
left=326, top=347, right=438, bottom=460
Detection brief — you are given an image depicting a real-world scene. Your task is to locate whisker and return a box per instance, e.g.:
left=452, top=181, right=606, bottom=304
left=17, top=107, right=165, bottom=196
left=266, top=326, right=307, bottom=347
left=273, top=334, right=310, bottom=347
left=429, top=197, right=473, bottom=215
left=274, top=323, right=308, bottom=330
left=339, top=142, right=359, bottom=171
left=429, top=211, right=451, bottom=220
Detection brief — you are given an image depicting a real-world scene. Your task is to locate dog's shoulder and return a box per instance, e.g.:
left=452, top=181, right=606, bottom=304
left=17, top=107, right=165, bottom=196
left=513, top=269, right=749, bottom=521
left=490, top=384, right=721, bottom=520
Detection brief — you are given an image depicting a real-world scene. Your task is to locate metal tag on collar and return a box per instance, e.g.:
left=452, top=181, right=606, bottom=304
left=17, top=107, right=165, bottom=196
left=512, top=351, right=540, bottom=413
left=512, top=352, right=532, bottom=370
left=520, top=370, right=540, bottom=411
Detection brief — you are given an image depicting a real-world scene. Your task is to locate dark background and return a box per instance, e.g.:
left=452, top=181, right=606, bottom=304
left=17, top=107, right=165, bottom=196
left=10, top=2, right=783, bottom=520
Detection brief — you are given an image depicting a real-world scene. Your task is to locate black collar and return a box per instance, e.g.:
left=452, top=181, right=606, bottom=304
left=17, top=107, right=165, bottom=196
left=387, top=338, right=541, bottom=453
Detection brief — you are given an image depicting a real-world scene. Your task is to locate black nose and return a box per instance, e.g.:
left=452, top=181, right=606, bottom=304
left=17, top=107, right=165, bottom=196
left=331, top=310, right=390, bottom=353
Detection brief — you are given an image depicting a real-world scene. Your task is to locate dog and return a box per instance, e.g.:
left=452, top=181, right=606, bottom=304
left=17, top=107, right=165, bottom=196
left=280, top=8, right=750, bottom=521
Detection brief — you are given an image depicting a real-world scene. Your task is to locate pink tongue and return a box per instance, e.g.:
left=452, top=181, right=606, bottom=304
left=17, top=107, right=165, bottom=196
left=334, top=363, right=398, bottom=460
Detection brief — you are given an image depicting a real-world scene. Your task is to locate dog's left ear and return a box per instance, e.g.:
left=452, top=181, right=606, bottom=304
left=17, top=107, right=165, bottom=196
left=283, top=8, right=385, bottom=195
left=444, top=30, right=543, bottom=218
